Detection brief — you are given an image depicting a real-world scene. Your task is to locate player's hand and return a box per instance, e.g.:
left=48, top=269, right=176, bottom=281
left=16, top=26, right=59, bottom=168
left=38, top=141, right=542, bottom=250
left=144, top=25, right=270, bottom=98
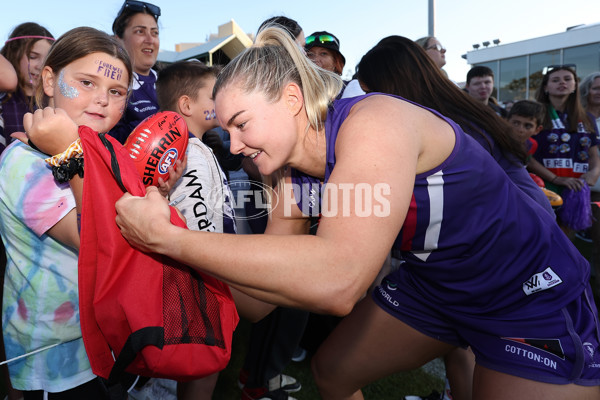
left=115, top=186, right=174, bottom=253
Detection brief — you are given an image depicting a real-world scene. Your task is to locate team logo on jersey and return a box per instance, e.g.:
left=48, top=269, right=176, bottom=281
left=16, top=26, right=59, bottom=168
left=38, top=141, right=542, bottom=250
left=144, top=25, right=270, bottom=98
left=522, top=267, right=562, bottom=296
left=502, top=337, right=565, bottom=359
left=385, top=280, right=398, bottom=291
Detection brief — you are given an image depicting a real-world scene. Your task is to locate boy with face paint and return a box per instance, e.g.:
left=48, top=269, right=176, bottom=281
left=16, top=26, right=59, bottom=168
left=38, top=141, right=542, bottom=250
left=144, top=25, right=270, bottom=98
left=155, top=60, right=238, bottom=399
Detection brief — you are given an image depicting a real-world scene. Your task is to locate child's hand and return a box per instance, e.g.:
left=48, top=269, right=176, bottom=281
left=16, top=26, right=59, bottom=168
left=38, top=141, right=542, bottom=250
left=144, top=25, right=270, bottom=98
left=23, top=107, right=79, bottom=156
left=157, top=154, right=188, bottom=197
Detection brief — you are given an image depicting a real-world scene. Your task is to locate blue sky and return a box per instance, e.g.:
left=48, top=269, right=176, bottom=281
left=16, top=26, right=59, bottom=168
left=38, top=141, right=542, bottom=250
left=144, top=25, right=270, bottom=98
left=2, top=0, right=599, bottom=82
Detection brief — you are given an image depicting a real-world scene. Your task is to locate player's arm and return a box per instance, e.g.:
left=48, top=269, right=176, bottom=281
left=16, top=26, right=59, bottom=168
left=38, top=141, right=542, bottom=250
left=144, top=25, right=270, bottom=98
left=115, top=96, right=445, bottom=314
left=0, top=54, right=17, bottom=92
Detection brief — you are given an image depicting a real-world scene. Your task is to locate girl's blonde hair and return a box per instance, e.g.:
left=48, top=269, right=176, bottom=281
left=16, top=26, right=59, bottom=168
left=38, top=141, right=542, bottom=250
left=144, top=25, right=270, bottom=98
left=213, top=26, right=343, bottom=132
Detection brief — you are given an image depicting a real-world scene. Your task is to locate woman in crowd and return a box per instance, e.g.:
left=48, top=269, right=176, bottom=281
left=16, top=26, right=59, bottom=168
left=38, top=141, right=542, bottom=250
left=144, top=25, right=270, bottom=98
left=304, top=31, right=345, bottom=76
left=109, top=0, right=161, bottom=143
left=415, top=36, right=446, bottom=69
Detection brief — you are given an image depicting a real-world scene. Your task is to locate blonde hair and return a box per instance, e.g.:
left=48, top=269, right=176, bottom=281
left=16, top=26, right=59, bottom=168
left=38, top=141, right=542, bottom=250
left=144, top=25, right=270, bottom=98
left=213, top=26, right=343, bottom=131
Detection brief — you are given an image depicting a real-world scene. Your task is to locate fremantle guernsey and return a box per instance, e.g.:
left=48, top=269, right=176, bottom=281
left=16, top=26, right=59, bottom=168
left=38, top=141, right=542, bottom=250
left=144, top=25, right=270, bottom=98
left=292, top=93, right=589, bottom=319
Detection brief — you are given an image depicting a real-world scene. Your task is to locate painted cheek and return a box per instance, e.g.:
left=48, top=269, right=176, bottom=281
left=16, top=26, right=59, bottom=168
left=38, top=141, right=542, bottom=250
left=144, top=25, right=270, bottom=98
left=58, top=70, right=79, bottom=99
left=204, top=109, right=216, bottom=120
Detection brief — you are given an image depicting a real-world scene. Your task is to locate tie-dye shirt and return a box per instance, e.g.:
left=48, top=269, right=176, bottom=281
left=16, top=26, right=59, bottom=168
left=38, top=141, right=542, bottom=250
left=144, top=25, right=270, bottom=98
left=0, top=141, right=95, bottom=392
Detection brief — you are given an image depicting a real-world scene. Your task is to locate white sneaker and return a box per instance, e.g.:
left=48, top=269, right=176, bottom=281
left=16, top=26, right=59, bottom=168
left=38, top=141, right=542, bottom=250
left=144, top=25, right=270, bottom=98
left=268, top=374, right=301, bottom=393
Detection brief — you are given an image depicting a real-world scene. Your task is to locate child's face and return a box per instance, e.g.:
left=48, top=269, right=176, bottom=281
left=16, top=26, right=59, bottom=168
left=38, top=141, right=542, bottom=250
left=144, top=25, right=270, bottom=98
left=18, top=39, right=52, bottom=95
left=44, top=52, right=129, bottom=133
left=508, top=115, right=541, bottom=142
left=188, top=76, right=218, bottom=134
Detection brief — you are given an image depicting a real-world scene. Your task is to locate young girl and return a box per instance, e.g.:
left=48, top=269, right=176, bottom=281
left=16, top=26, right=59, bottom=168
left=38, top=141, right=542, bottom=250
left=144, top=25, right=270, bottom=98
left=531, top=66, right=600, bottom=193
left=47, top=27, right=600, bottom=399
left=530, top=65, right=600, bottom=235
left=0, top=26, right=132, bottom=399
left=0, top=22, right=54, bottom=153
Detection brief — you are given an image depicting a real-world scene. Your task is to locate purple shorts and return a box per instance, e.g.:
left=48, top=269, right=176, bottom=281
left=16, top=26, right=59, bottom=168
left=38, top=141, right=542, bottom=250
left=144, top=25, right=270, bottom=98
left=372, top=272, right=600, bottom=385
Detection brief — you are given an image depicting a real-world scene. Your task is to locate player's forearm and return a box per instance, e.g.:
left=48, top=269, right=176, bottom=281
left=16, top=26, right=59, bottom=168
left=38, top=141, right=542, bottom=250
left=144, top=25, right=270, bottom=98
left=162, top=227, right=367, bottom=315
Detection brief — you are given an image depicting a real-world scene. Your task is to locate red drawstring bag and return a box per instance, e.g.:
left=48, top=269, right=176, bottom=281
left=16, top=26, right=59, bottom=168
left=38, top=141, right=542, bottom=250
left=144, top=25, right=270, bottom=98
left=77, top=126, right=238, bottom=386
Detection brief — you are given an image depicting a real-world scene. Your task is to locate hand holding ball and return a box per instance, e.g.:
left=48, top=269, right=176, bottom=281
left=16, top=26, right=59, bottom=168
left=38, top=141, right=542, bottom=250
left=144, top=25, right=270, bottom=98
left=124, top=111, right=188, bottom=187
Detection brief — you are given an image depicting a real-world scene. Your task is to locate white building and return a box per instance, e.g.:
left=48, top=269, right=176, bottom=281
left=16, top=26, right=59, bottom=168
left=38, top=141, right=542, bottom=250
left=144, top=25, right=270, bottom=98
left=464, top=23, right=600, bottom=103
left=157, top=20, right=253, bottom=67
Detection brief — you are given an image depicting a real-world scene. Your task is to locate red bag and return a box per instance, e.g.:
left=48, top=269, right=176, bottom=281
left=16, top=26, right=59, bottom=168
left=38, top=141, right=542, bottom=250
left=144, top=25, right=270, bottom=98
left=77, top=127, right=238, bottom=384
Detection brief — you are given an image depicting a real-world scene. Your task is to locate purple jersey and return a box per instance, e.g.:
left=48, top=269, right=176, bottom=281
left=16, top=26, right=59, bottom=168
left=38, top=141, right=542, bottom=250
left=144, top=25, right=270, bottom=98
left=294, top=93, right=589, bottom=319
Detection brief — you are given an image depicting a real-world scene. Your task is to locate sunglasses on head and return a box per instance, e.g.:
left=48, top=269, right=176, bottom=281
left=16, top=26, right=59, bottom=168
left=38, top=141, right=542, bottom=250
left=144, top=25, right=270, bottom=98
left=425, top=43, right=446, bottom=52
left=117, top=0, right=161, bottom=20
left=543, top=64, right=576, bottom=75
left=306, top=34, right=339, bottom=47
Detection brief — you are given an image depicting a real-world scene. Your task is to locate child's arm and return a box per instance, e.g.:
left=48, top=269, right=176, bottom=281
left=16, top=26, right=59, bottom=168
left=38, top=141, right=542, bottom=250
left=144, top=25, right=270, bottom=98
left=24, top=108, right=83, bottom=248
left=581, top=146, right=600, bottom=187
left=0, top=54, right=17, bottom=92
left=526, top=157, right=584, bottom=191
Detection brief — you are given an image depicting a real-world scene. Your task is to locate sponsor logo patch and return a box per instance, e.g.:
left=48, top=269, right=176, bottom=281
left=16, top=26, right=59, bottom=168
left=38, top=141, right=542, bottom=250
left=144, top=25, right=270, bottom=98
left=522, top=267, right=562, bottom=296
left=502, top=337, right=565, bottom=359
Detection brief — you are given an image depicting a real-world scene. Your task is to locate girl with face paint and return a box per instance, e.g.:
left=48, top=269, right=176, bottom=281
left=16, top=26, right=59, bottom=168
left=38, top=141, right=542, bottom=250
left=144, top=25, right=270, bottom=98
left=0, top=22, right=54, bottom=153
left=0, top=27, right=133, bottom=399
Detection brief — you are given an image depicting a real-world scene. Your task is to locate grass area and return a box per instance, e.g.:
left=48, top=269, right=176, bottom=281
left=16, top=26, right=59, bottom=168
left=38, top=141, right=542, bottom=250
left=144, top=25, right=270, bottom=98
left=213, top=318, right=444, bottom=399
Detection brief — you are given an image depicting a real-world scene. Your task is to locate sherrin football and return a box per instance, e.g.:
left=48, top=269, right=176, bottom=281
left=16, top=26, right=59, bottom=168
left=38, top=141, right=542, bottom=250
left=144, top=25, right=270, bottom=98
left=124, top=111, right=189, bottom=187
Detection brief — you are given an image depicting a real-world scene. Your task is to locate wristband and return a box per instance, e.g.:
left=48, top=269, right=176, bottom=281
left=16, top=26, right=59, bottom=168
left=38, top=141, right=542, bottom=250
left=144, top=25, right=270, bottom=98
left=45, top=138, right=83, bottom=167
left=51, top=157, right=84, bottom=183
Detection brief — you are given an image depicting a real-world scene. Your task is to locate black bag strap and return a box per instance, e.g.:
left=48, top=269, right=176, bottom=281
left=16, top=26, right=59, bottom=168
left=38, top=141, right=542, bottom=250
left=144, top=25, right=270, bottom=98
left=99, top=133, right=127, bottom=193
left=107, top=326, right=165, bottom=385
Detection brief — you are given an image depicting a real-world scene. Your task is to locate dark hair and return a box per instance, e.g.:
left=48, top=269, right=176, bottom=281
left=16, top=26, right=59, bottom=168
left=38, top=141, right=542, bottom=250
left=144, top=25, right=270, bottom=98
left=467, top=65, right=494, bottom=84
left=534, top=66, right=594, bottom=132
left=257, top=16, right=302, bottom=40
left=357, top=35, right=526, bottom=162
left=507, top=100, right=545, bottom=126
left=1, top=22, right=54, bottom=92
left=112, top=1, right=160, bottom=38
left=36, top=27, right=132, bottom=108
left=156, top=61, right=220, bottom=111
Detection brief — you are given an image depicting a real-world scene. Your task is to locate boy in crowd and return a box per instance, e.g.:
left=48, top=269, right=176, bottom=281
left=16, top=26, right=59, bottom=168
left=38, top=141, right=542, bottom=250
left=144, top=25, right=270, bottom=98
left=156, top=60, right=237, bottom=399
left=507, top=99, right=545, bottom=156
left=465, top=66, right=507, bottom=118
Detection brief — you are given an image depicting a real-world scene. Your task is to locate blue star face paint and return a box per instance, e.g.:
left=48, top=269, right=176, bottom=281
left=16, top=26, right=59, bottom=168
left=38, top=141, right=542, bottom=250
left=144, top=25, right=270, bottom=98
left=58, top=70, right=79, bottom=99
